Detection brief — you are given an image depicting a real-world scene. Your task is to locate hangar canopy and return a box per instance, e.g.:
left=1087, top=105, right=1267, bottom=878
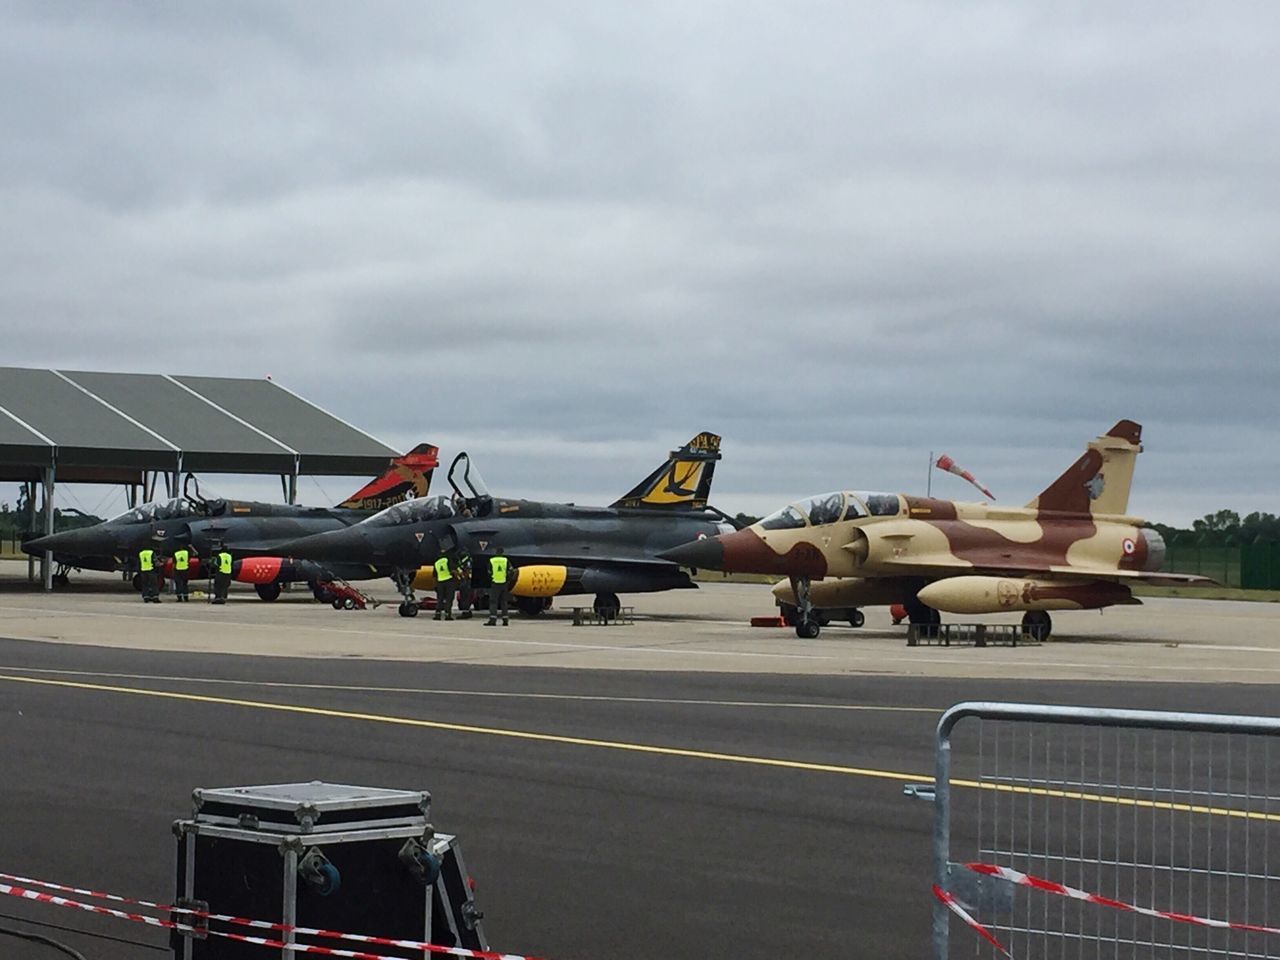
left=0, top=367, right=400, bottom=482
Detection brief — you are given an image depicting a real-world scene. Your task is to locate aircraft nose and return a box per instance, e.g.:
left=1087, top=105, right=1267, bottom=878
left=659, top=535, right=726, bottom=570
left=22, top=530, right=80, bottom=555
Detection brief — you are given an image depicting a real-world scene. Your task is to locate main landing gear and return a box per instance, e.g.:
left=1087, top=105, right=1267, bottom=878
left=904, top=593, right=941, bottom=639
left=254, top=582, right=281, bottom=602
left=1021, top=610, right=1052, bottom=640
left=593, top=592, right=621, bottom=621
left=790, top=576, right=821, bottom=639
left=393, top=569, right=419, bottom=618
left=516, top=596, right=552, bottom=617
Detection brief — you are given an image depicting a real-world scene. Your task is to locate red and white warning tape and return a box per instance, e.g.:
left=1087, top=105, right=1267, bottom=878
left=965, top=863, right=1280, bottom=936
left=937, top=861, right=1280, bottom=955
left=931, top=884, right=1010, bottom=957
left=0, top=874, right=542, bottom=960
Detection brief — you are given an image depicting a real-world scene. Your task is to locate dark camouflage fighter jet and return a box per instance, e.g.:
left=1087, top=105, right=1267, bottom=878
left=277, top=432, right=734, bottom=617
left=661, top=421, right=1207, bottom=638
left=22, top=444, right=439, bottom=599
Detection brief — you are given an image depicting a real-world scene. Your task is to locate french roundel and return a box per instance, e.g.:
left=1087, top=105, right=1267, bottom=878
left=1122, top=538, right=1136, bottom=555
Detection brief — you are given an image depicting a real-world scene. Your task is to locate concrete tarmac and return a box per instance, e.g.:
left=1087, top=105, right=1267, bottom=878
left=4, top=563, right=1280, bottom=683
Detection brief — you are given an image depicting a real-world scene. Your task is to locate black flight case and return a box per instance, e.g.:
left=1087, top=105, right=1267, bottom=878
left=171, top=781, right=487, bottom=959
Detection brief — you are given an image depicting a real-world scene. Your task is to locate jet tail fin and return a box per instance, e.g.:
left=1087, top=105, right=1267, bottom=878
left=611, top=432, right=722, bottom=511
left=338, top=443, right=439, bottom=511
left=1027, top=421, right=1142, bottom=516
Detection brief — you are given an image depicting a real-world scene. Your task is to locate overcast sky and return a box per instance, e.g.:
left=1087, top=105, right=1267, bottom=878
left=1, top=2, right=1276, bottom=524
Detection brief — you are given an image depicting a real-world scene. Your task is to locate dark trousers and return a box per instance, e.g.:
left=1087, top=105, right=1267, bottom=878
left=457, top=578, right=472, bottom=613
left=141, top=570, right=158, bottom=600
left=174, top=571, right=189, bottom=600
left=213, top=572, right=231, bottom=602
left=435, top=580, right=455, bottom=618
left=487, top=584, right=510, bottom=623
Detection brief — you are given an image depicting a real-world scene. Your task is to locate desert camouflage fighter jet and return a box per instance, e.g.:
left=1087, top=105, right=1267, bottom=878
left=277, top=432, right=733, bottom=617
left=661, top=421, right=1205, bottom=639
left=23, top=444, right=439, bottom=599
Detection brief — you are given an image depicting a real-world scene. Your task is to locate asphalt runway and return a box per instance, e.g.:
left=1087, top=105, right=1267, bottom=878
left=3, top=571, right=1280, bottom=957
left=2, top=637, right=1279, bottom=960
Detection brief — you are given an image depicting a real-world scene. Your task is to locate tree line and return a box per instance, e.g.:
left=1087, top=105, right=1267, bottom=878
left=1150, top=510, right=1280, bottom=546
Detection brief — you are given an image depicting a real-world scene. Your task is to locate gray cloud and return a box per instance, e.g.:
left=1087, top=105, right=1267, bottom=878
left=2, top=1, right=1277, bottom=524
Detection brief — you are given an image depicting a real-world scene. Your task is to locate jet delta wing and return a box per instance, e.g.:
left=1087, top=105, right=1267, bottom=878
left=277, top=433, right=733, bottom=618
left=22, top=443, right=438, bottom=598
left=660, top=421, right=1208, bottom=639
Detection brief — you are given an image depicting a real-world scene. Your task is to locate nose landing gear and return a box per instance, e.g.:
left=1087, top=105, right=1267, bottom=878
left=393, top=569, right=419, bottom=618
left=790, top=576, right=821, bottom=638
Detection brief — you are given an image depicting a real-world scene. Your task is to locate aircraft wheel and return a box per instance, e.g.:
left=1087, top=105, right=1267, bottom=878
left=593, top=592, right=621, bottom=621
left=850, top=609, right=865, bottom=628
left=332, top=598, right=344, bottom=610
left=255, top=582, right=282, bottom=602
left=398, top=601, right=419, bottom=618
left=131, top=573, right=144, bottom=591
left=796, top=619, right=820, bottom=639
left=1022, top=610, right=1051, bottom=640
left=905, top=593, right=941, bottom=639
left=778, top=603, right=799, bottom=626
left=516, top=596, right=550, bottom=617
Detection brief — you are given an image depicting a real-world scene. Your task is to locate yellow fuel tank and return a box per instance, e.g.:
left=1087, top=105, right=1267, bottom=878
left=511, top=565, right=568, bottom=598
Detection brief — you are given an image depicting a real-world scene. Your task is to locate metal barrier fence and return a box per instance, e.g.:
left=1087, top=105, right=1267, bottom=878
left=931, top=702, right=1280, bottom=958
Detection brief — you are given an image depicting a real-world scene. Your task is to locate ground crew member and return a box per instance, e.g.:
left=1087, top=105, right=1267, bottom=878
left=456, top=552, right=474, bottom=619
left=172, top=544, right=191, bottom=602
left=485, top=546, right=515, bottom=626
left=212, top=542, right=233, bottom=604
left=433, top=551, right=455, bottom=620
left=138, top=544, right=158, bottom=603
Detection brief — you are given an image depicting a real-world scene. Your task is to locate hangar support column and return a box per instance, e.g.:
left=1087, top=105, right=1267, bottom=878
left=42, top=463, right=55, bottom=591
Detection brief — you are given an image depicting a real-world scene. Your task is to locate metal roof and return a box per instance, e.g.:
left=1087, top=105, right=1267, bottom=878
left=0, top=367, right=400, bottom=481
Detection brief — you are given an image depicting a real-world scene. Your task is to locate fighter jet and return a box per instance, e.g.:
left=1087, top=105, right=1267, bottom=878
left=277, top=432, right=734, bottom=617
left=22, top=444, right=439, bottom=599
left=660, top=421, right=1207, bottom=639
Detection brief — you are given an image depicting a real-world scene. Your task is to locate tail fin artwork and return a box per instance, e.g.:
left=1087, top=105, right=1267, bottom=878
left=611, top=432, right=722, bottom=511
left=1027, top=421, right=1142, bottom=516
left=338, top=443, right=440, bottom=511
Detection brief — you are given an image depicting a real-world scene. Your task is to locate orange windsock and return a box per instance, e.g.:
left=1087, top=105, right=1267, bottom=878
left=935, top=454, right=995, bottom=500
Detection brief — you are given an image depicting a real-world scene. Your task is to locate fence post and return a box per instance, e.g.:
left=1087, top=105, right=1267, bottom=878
left=932, top=719, right=952, bottom=960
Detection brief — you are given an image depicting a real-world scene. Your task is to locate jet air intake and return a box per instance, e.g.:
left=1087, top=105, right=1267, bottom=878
left=916, top=576, right=1138, bottom=614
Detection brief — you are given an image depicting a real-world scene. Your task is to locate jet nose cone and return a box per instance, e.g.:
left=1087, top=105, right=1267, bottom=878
left=659, top=535, right=726, bottom=571
left=22, top=531, right=78, bottom=555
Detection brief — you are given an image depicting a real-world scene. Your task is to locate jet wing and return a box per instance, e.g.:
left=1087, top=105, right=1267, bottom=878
left=1043, top=566, right=1216, bottom=585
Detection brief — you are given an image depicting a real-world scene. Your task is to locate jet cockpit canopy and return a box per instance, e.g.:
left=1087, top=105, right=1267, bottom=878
left=106, top=497, right=198, bottom=526
left=364, top=496, right=456, bottom=528
left=757, top=490, right=902, bottom=529
left=447, top=452, right=493, bottom=516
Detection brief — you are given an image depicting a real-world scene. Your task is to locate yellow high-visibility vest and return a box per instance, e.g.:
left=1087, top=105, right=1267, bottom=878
left=217, top=552, right=232, bottom=575
left=490, top=556, right=508, bottom=584
left=174, top=548, right=190, bottom=571
left=434, top=556, right=452, bottom=582
left=138, top=548, right=154, bottom=572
